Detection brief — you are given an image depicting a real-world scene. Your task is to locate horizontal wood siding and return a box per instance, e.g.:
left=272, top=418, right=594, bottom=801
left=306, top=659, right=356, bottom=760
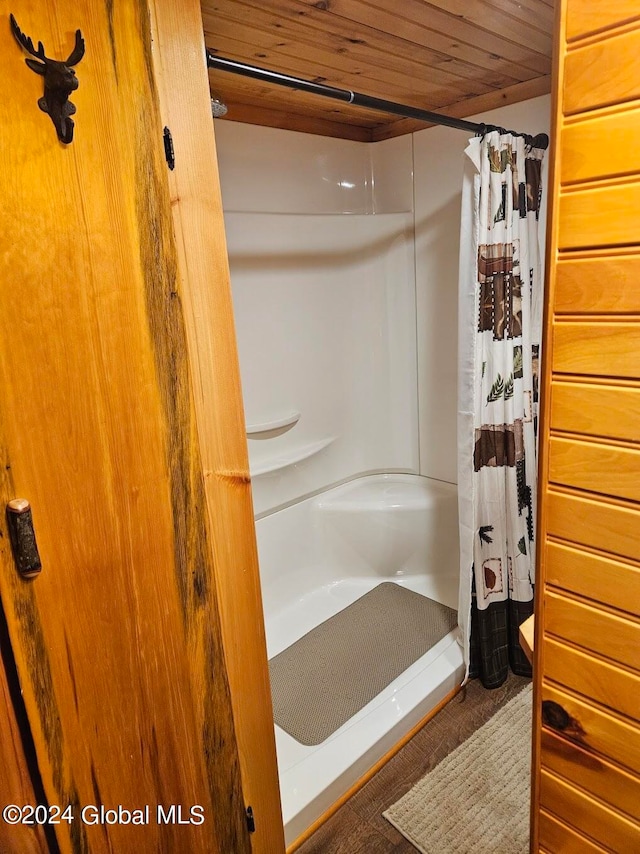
left=554, top=252, right=640, bottom=313
left=565, top=0, right=640, bottom=41
left=561, top=107, right=640, bottom=183
left=544, top=591, right=640, bottom=671
left=543, top=637, right=640, bottom=721
left=558, top=182, right=640, bottom=249
left=541, top=729, right=640, bottom=821
left=540, top=769, right=640, bottom=851
left=545, top=540, right=640, bottom=616
left=563, top=26, right=640, bottom=114
left=541, top=683, right=640, bottom=774
left=550, top=381, right=640, bottom=442
left=552, top=323, right=640, bottom=377
left=548, top=436, right=640, bottom=502
left=533, top=2, right=640, bottom=849
left=539, top=810, right=608, bottom=853
left=546, top=490, right=640, bottom=562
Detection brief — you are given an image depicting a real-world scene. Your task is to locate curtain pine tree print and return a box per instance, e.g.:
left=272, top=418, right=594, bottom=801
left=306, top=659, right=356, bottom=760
left=458, top=132, right=546, bottom=688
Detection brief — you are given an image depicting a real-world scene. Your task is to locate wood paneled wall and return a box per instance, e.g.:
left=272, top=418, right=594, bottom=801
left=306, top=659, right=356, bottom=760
left=532, top=1, right=640, bottom=851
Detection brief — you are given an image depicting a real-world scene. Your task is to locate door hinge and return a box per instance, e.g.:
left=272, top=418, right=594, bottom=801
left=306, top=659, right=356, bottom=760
left=245, top=805, right=255, bottom=833
left=163, top=127, right=175, bottom=170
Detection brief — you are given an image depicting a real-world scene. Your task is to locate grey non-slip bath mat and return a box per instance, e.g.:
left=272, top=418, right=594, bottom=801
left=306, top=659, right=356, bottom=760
left=269, top=582, right=457, bottom=746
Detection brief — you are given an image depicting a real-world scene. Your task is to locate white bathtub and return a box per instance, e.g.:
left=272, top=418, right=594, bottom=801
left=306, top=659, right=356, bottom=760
left=255, top=473, right=464, bottom=845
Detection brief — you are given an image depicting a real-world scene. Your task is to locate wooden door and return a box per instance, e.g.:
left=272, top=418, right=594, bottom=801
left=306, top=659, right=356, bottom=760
left=0, top=2, right=282, bottom=852
left=532, top=1, right=640, bottom=851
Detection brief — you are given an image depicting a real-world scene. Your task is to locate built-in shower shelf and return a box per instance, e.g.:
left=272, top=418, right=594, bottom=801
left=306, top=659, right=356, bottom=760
left=246, top=411, right=301, bottom=438
left=250, top=437, right=335, bottom=477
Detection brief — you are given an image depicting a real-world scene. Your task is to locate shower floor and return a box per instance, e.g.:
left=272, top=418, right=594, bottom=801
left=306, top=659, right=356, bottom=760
left=266, top=574, right=464, bottom=846
left=269, top=582, right=457, bottom=745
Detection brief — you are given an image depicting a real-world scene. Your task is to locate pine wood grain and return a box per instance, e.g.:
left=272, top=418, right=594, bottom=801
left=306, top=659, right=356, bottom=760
left=371, top=76, right=552, bottom=141
left=204, top=2, right=514, bottom=97
left=565, top=0, right=640, bottom=41
left=293, top=0, right=551, bottom=70
left=532, top=0, right=640, bottom=848
left=199, top=0, right=553, bottom=139
left=219, top=100, right=374, bottom=141
left=541, top=682, right=640, bottom=774
left=543, top=637, right=640, bottom=721
left=558, top=181, right=640, bottom=249
left=550, top=381, right=640, bottom=441
left=539, top=810, right=608, bottom=853
left=548, top=436, right=640, bottom=502
left=519, top=615, right=535, bottom=665
left=148, top=1, right=286, bottom=851
left=554, top=253, right=640, bottom=313
left=561, top=106, right=640, bottom=184
left=0, top=2, right=249, bottom=851
left=207, top=0, right=539, bottom=83
left=545, top=540, right=640, bottom=616
left=0, top=647, right=48, bottom=853
left=541, top=729, right=640, bottom=821
left=540, top=768, right=640, bottom=851
left=546, top=489, right=640, bottom=562
left=564, top=26, right=640, bottom=115
left=207, top=69, right=393, bottom=123
left=544, top=590, right=640, bottom=671
left=553, top=322, right=640, bottom=377
left=530, top=0, right=564, bottom=845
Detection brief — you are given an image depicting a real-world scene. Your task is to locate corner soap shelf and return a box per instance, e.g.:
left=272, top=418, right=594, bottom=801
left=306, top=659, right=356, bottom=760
left=246, top=411, right=301, bottom=438
left=250, top=437, right=335, bottom=477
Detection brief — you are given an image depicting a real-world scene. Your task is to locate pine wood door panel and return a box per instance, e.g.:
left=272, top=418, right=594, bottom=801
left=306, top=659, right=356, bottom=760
left=541, top=683, right=640, bottom=774
left=539, top=810, right=608, bottom=853
left=550, top=382, right=640, bottom=442
left=553, top=323, right=640, bottom=377
left=558, top=183, right=640, bottom=249
left=541, top=729, right=640, bottom=821
left=546, top=490, right=640, bottom=562
left=540, top=769, right=640, bottom=850
left=544, top=590, right=640, bottom=669
left=543, top=637, right=640, bottom=721
left=0, top=652, right=47, bottom=853
left=563, top=27, right=640, bottom=114
left=548, top=436, right=640, bottom=502
left=554, top=253, right=640, bottom=313
left=545, top=541, right=640, bottom=616
left=146, top=0, right=285, bottom=849
left=0, top=3, right=251, bottom=852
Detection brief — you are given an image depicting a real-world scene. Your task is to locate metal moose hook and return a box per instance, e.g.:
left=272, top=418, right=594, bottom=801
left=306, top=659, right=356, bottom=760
left=10, top=14, right=85, bottom=144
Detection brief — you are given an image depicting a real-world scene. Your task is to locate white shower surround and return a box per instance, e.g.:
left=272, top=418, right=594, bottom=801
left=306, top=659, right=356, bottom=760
left=214, top=93, right=551, bottom=845
left=218, top=127, right=418, bottom=518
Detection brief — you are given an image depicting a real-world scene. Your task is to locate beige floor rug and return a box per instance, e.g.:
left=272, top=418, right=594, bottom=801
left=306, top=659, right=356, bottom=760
left=383, top=683, right=532, bottom=854
left=269, top=582, right=457, bottom=746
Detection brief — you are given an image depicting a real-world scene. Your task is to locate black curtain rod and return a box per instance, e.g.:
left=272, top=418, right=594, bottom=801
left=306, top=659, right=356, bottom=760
left=206, top=52, right=549, bottom=149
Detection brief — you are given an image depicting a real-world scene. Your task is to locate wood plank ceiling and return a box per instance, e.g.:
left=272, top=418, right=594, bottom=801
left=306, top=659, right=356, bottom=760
left=201, top=0, right=555, bottom=141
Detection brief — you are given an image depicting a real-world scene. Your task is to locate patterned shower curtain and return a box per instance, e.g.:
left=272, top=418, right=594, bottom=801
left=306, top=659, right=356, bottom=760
left=457, top=131, right=546, bottom=688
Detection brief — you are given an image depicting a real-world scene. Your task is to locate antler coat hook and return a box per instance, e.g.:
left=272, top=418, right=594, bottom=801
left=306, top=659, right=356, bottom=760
left=10, top=14, right=85, bottom=144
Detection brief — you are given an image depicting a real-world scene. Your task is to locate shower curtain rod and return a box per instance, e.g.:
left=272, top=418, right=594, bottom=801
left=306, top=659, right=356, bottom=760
left=206, top=52, right=549, bottom=149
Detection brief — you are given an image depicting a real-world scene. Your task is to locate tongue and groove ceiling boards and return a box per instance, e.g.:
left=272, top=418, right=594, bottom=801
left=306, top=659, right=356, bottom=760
left=201, top=0, right=555, bottom=141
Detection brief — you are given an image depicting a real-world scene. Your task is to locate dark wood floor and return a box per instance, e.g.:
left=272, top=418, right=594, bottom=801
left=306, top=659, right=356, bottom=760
left=296, top=672, right=531, bottom=854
